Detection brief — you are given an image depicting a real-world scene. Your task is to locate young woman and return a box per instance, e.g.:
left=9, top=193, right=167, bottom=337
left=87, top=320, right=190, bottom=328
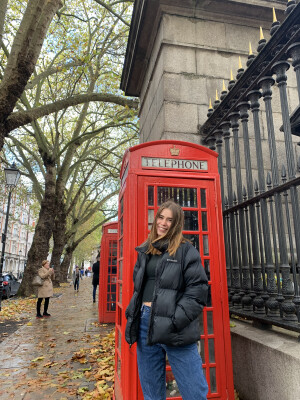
left=125, top=200, right=209, bottom=400
left=36, top=260, right=55, bottom=318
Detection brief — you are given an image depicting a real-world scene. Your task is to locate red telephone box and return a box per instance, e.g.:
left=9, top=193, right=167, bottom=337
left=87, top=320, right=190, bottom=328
left=114, top=141, right=234, bottom=400
left=98, top=222, right=118, bottom=323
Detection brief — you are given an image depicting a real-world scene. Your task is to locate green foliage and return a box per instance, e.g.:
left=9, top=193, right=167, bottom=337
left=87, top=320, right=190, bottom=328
left=1, top=0, right=138, bottom=263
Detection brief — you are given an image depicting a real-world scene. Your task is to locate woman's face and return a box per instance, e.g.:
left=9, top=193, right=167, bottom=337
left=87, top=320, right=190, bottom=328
left=156, top=208, right=173, bottom=237
left=44, top=262, right=50, bottom=269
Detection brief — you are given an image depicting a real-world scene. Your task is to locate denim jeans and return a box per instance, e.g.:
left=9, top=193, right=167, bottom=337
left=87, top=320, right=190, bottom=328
left=137, top=305, right=208, bottom=400
left=74, top=278, right=79, bottom=291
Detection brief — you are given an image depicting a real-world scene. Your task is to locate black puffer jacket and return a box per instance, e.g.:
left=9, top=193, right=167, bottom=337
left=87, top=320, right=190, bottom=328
left=125, top=240, right=208, bottom=347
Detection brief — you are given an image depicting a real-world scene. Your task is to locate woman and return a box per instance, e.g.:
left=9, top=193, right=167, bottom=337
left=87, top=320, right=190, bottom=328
left=125, top=200, right=209, bottom=400
left=36, top=260, right=55, bottom=318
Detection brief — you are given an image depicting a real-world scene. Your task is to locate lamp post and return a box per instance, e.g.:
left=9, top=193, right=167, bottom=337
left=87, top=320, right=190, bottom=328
left=17, top=250, right=21, bottom=279
left=0, top=163, right=20, bottom=311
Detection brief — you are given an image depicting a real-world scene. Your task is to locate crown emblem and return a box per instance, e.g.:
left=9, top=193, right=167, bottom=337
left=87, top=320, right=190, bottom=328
left=170, top=145, right=180, bottom=156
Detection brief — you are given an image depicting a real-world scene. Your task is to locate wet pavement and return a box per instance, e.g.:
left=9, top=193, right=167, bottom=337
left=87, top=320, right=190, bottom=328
left=0, top=277, right=114, bottom=399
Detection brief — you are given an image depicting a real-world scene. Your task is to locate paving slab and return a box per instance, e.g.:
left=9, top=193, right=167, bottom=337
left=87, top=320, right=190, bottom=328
left=0, top=277, right=114, bottom=399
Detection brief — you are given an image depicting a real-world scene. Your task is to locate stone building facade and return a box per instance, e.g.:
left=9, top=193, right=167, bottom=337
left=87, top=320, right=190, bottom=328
left=0, top=190, right=34, bottom=278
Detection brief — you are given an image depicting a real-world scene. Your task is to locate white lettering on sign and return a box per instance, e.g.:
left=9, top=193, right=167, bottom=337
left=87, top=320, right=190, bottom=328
left=108, top=229, right=118, bottom=233
left=141, top=157, right=208, bottom=171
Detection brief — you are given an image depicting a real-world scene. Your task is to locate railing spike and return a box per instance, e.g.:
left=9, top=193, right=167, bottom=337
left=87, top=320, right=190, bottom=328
left=207, top=98, right=213, bottom=117
left=259, top=27, right=264, bottom=40
left=257, top=27, right=267, bottom=52
left=221, top=80, right=228, bottom=100
left=228, top=70, right=236, bottom=90
left=247, top=42, right=256, bottom=66
left=249, top=42, right=253, bottom=56
left=270, top=8, right=281, bottom=35
left=272, top=7, right=277, bottom=22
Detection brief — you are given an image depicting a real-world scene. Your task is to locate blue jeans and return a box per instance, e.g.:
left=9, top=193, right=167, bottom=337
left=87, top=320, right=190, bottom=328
left=137, top=305, right=208, bottom=400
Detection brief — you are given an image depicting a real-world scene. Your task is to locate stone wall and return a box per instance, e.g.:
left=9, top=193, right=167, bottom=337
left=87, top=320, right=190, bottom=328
left=231, top=320, right=300, bottom=400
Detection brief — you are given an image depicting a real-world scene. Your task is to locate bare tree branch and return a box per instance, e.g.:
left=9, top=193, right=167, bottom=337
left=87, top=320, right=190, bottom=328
left=93, top=0, right=130, bottom=27
left=6, top=92, right=139, bottom=132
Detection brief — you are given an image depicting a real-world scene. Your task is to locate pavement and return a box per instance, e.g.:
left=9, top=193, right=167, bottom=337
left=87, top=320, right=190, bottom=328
left=0, top=277, right=114, bottom=399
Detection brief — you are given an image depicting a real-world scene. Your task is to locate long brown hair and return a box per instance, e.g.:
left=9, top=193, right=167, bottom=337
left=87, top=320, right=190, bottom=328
left=147, top=200, right=186, bottom=256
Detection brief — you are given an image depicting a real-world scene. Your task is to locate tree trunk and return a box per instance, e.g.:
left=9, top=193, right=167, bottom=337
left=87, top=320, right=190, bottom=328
left=18, top=163, right=56, bottom=296
left=50, top=202, right=67, bottom=286
left=60, top=249, right=73, bottom=283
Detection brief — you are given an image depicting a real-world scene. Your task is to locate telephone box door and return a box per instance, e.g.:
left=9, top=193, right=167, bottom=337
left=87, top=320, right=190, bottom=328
left=136, top=176, right=228, bottom=399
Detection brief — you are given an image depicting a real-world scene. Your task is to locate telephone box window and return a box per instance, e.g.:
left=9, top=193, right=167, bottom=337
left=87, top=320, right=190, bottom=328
left=120, top=238, right=123, bottom=258
left=119, top=260, right=123, bottom=280
left=120, top=197, right=123, bottom=214
left=204, top=259, right=210, bottom=280
left=208, top=339, right=215, bottom=363
left=157, top=186, right=197, bottom=207
left=207, top=285, right=212, bottom=307
left=119, top=283, right=122, bottom=302
left=183, top=210, right=199, bottom=230
left=148, top=186, right=154, bottom=205
left=184, top=234, right=199, bottom=250
left=207, top=311, right=214, bottom=334
left=120, top=217, right=123, bottom=236
left=203, top=234, right=209, bottom=255
left=202, top=211, right=208, bottom=231
left=148, top=209, right=154, bottom=230
left=201, top=188, right=207, bottom=208
left=210, top=367, right=217, bottom=393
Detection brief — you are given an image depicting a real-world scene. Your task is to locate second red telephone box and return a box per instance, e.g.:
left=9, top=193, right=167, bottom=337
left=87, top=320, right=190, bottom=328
left=98, top=222, right=118, bottom=323
left=114, top=140, right=234, bottom=400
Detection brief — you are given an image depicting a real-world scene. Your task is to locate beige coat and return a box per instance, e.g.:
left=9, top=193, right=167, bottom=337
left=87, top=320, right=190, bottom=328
left=37, top=266, right=55, bottom=298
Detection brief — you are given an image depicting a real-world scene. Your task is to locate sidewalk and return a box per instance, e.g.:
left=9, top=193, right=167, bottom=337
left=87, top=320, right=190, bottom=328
left=0, top=277, right=114, bottom=399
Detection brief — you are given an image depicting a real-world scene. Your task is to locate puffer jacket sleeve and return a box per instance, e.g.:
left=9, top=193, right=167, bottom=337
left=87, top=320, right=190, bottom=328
left=172, top=245, right=208, bottom=332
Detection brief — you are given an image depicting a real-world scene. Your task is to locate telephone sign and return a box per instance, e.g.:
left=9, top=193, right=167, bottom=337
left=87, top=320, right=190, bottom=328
left=114, top=140, right=234, bottom=400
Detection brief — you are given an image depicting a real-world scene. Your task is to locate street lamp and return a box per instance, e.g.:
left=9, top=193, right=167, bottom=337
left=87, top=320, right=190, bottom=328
left=0, top=163, right=20, bottom=311
left=17, top=250, right=22, bottom=279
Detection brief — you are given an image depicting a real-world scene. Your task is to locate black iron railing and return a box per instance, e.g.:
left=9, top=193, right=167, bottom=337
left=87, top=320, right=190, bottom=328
left=200, top=1, right=300, bottom=332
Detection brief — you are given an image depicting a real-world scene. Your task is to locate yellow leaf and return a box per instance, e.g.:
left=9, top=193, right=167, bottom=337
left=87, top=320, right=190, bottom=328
left=27, top=322, right=33, bottom=326
left=31, top=356, right=45, bottom=362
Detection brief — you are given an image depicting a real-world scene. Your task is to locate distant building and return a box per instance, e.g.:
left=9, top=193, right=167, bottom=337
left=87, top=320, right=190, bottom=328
left=0, top=190, right=35, bottom=278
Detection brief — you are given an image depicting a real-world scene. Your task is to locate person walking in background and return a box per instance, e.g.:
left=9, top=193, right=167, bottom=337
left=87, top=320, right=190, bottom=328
left=36, top=260, right=55, bottom=319
left=73, top=266, right=81, bottom=291
left=92, top=255, right=100, bottom=303
left=125, top=200, right=209, bottom=400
